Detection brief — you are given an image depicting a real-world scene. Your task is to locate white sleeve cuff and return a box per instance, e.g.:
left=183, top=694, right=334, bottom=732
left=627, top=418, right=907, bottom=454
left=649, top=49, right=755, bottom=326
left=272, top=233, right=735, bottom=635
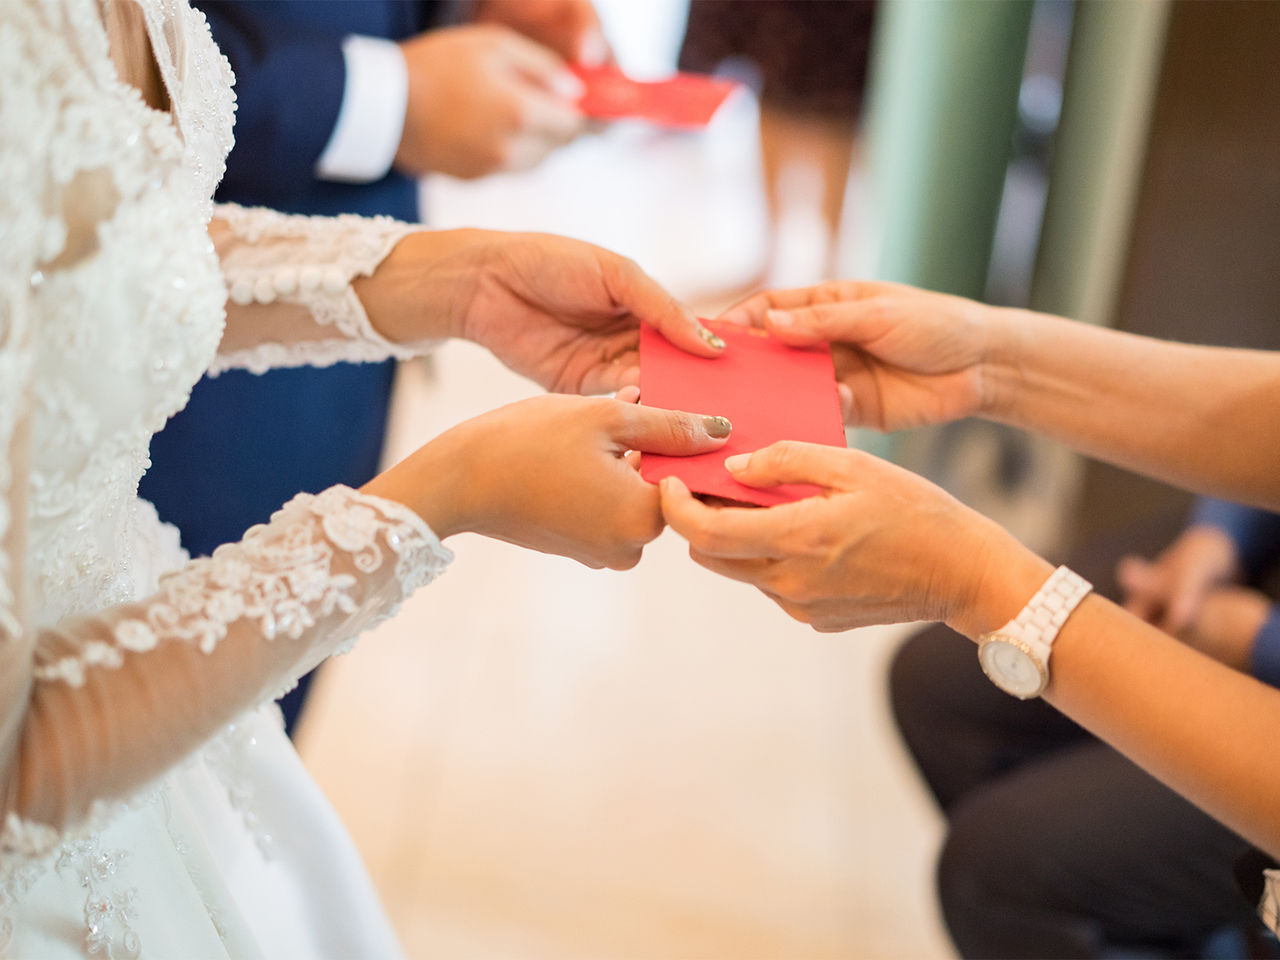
left=315, top=35, right=409, bottom=184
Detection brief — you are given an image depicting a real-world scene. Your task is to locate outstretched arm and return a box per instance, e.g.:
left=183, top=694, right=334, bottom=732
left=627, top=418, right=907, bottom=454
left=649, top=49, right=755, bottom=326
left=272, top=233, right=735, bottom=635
left=211, top=208, right=724, bottom=392
left=721, top=281, right=1280, bottom=509
left=660, top=442, right=1280, bottom=860
left=989, top=308, right=1280, bottom=509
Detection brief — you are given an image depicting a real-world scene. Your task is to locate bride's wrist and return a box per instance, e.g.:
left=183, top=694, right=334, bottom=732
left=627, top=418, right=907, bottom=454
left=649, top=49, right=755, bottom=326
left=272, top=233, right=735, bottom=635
left=360, top=431, right=478, bottom=541
left=352, top=229, right=494, bottom=345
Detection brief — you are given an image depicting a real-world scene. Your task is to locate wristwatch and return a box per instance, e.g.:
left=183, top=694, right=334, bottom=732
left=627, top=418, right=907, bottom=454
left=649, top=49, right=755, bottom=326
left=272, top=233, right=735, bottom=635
left=976, top=566, right=1093, bottom=699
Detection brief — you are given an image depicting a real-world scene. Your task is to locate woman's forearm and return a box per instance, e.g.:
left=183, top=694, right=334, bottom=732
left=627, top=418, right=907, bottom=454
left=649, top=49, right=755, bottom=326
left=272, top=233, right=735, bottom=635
left=954, top=535, right=1280, bottom=859
left=984, top=309, right=1280, bottom=510
left=1047, top=592, right=1280, bottom=857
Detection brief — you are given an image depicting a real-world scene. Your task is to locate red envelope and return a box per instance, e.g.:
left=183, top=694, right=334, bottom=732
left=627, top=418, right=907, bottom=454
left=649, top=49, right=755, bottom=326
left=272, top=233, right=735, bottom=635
left=639, top=321, right=846, bottom=506
left=571, top=64, right=739, bottom=128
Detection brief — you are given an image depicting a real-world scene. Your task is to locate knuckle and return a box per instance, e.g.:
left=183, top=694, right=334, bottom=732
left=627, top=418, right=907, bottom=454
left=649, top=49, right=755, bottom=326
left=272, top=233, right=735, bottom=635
left=779, top=599, right=816, bottom=625
left=505, top=98, right=533, bottom=132
left=479, top=141, right=510, bottom=173
left=773, top=440, right=803, bottom=464
left=596, top=399, right=630, bottom=435
left=762, top=566, right=795, bottom=599
left=608, top=549, right=642, bottom=571
left=688, top=545, right=715, bottom=569
left=665, top=413, right=702, bottom=447
left=625, top=506, right=663, bottom=545
left=771, top=570, right=817, bottom=605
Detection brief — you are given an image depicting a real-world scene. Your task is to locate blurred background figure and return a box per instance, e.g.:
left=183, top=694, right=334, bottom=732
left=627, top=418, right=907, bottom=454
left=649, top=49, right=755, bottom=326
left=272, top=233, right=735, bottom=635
left=140, top=0, right=602, bottom=737
left=678, top=0, right=877, bottom=287
left=892, top=496, right=1280, bottom=958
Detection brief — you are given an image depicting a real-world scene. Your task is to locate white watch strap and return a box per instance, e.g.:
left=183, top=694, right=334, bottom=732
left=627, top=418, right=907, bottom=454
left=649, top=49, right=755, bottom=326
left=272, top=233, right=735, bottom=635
left=1006, top=565, right=1093, bottom=661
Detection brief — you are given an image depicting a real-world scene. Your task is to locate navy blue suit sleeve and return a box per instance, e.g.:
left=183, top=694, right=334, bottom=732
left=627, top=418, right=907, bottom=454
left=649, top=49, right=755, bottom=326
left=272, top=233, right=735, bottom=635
left=1190, top=497, right=1280, bottom=582
left=198, top=2, right=347, bottom=198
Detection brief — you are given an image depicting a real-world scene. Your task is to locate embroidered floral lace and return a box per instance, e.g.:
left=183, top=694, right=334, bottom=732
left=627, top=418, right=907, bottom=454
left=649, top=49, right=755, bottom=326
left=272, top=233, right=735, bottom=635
left=0, top=1, right=451, bottom=950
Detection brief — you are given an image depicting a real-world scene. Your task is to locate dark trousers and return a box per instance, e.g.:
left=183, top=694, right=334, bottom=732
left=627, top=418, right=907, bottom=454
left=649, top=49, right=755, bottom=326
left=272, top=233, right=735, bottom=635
left=889, top=514, right=1265, bottom=958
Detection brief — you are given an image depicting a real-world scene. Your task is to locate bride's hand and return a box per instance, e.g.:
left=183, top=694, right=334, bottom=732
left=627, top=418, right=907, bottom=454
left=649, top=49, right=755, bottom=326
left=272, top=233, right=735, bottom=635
left=459, top=232, right=726, bottom=393
left=358, top=231, right=725, bottom=395
left=365, top=395, right=733, bottom=569
left=659, top=440, right=1051, bottom=635
left=717, top=281, right=1012, bottom=431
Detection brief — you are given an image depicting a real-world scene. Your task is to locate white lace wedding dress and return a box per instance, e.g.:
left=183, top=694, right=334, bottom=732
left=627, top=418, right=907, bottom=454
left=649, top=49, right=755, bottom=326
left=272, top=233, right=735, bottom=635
left=0, top=1, right=454, bottom=956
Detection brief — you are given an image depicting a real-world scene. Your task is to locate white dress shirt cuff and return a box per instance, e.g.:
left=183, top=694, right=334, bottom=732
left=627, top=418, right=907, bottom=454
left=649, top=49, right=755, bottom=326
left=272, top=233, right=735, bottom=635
left=315, top=35, right=409, bottom=184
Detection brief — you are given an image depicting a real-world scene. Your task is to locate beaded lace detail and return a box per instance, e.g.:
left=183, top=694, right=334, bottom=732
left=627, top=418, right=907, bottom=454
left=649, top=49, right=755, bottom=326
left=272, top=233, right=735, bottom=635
left=0, top=0, right=451, bottom=953
left=32, top=487, right=451, bottom=689
left=213, top=204, right=433, bottom=374
left=55, top=837, right=140, bottom=960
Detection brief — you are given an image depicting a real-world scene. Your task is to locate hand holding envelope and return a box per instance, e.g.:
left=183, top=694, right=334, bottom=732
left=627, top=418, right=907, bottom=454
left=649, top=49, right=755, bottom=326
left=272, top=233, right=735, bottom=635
left=639, top=321, right=847, bottom=506
left=571, top=64, right=741, bottom=129
left=652, top=279, right=1030, bottom=634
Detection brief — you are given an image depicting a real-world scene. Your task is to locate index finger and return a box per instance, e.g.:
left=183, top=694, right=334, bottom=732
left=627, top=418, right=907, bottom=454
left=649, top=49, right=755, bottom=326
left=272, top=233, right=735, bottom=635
left=608, top=402, right=732, bottom=455
left=499, top=28, right=584, bottom=99
left=598, top=251, right=726, bottom=358
left=717, top=281, right=904, bottom=328
left=659, top=476, right=796, bottom=559
left=514, top=90, right=587, bottom=143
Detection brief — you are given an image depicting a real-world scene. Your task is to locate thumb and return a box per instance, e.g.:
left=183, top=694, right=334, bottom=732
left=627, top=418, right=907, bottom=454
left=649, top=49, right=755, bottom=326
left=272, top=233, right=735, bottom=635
left=724, top=440, right=854, bottom=490
left=765, top=302, right=888, bottom=349
left=599, top=251, right=726, bottom=358
left=609, top=403, right=733, bottom=455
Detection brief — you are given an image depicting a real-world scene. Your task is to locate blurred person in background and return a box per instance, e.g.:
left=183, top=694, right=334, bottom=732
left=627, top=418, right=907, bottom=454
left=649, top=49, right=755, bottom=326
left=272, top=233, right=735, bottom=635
left=892, top=496, right=1280, bottom=958
left=141, top=0, right=607, bottom=737
left=678, top=0, right=877, bottom=286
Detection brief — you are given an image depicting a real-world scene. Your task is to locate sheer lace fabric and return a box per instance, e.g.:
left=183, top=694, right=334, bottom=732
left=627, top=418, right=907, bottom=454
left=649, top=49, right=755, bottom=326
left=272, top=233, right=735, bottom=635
left=0, top=0, right=450, bottom=955
left=212, top=204, right=435, bottom=374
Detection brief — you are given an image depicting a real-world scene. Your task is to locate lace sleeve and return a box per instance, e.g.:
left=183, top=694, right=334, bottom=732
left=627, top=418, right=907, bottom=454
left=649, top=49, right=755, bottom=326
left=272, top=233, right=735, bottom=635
left=10, top=487, right=451, bottom=846
left=210, top=203, right=440, bottom=374
left=0, top=0, right=456, bottom=859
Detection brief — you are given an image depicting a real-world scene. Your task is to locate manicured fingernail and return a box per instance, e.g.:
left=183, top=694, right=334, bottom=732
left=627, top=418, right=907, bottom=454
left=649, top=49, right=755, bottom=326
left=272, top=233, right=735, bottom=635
left=698, top=326, right=726, bottom=350
left=702, top=416, right=732, bottom=438
left=766, top=309, right=793, bottom=328
left=724, top=453, right=750, bottom=471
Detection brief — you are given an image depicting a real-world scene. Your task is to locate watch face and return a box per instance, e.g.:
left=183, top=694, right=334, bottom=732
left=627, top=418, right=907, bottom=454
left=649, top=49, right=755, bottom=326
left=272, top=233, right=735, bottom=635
left=978, top=637, right=1046, bottom=699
